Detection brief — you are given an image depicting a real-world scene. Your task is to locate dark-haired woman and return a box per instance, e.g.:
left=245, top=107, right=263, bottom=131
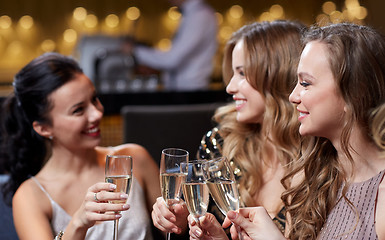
left=0, top=52, right=160, bottom=240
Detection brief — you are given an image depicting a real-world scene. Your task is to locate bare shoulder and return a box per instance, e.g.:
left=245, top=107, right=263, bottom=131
left=96, top=144, right=154, bottom=165
left=13, top=178, right=53, bottom=239
left=376, top=179, right=385, bottom=239
left=13, top=178, right=50, bottom=212
left=112, top=143, right=155, bottom=165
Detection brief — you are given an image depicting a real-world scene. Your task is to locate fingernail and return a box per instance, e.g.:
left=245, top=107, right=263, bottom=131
left=109, top=184, right=116, bottom=190
left=120, top=193, right=128, bottom=198
left=172, top=227, right=179, bottom=233
left=228, top=211, right=237, bottom=220
left=194, top=229, right=202, bottom=237
left=115, top=213, right=122, bottom=218
left=170, top=217, right=176, bottom=222
left=122, top=204, right=130, bottom=209
left=189, top=218, right=195, bottom=226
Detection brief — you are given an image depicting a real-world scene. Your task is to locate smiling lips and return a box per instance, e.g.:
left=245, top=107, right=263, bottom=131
left=297, top=110, right=308, bottom=121
left=235, top=99, right=247, bottom=110
left=84, top=126, right=100, bottom=137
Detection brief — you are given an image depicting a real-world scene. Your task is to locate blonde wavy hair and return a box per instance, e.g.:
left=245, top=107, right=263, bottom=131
left=214, top=20, right=304, bottom=207
left=282, top=23, right=385, bottom=239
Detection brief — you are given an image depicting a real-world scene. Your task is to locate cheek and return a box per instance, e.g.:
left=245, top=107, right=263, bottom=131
left=248, top=96, right=265, bottom=123
left=54, top=118, right=84, bottom=133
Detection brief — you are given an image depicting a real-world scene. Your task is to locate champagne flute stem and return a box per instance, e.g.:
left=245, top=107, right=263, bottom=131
left=113, top=219, right=119, bottom=240
left=236, top=225, right=244, bottom=240
left=166, top=232, right=171, bottom=240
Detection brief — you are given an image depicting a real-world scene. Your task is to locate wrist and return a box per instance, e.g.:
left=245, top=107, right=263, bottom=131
left=54, top=231, right=64, bottom=240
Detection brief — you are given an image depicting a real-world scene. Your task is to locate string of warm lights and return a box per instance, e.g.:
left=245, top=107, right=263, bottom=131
left=0, top=0, right=368, bottom=82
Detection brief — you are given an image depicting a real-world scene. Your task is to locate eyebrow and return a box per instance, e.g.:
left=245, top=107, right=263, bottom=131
left=69, top=101, right=84, bottom=111
left=298, top=72, right=315, bottom=80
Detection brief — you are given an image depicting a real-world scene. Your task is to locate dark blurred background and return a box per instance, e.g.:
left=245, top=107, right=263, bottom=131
left=0, top=0, right=383, bottom=146
left=0, top=0, right=383, bottom=83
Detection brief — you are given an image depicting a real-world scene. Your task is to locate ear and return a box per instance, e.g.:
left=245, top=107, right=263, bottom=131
left=32, top=121, right=53, bottom=139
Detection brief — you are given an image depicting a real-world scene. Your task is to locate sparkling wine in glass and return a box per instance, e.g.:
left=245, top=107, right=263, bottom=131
left=180, top=160, right=209, bottom=223
left=160, top=148, right=189, bottom=240
left=105, top=155, right=133, bottom=240
left=202, top=156, right=243, bottom=240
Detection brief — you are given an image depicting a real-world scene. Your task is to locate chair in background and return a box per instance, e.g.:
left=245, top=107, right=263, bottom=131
left=121, top=102, right=226, bottom=163
left=0, top=175, right=19, bottom=240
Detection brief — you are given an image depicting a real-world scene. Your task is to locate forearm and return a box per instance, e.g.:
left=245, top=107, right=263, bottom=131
left=59, top=218, right=88, bottom=240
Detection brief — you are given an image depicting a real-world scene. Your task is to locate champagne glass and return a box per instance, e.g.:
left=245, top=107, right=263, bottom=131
left=105, top=155, right=133, bottom=240
left=202, top=156, right=243, bottom=240
left=160, top=148, right=189, bottom=240
left=180, top=160, right=210, bottom=224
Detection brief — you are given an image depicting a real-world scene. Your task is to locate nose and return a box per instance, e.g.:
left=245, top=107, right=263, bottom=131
left=289, top=84, right=301, bottom=104
left=226, top=75, right=238, bottom=94
left=89, top=102, right=104, bottom=123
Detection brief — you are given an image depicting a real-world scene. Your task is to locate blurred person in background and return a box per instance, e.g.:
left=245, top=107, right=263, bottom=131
left=126, top=0, right=218, bottom=91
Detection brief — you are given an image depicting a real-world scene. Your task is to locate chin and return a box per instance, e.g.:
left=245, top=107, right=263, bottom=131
left=236, top=115, right=247, bottom=123
left=299, top=127, right=316, bottom=137
left=88, top=137, right=102, bottom=147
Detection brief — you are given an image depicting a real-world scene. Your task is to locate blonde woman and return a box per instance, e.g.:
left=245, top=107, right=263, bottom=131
left=151, top=20, right=306, bottom=239
left=222, top=23, right=385, bottom=240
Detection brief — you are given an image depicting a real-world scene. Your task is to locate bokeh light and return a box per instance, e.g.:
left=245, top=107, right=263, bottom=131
left=322, top=2, right=336, bottom=15
left=157, top=38, right=172, bottom=51
left=105, top=14, right=119, bottom=28
left=0, top=15, right=12, bottom=29
left=126, top=7, right=141, bottom=21
left=168, top=7, right=181, bottom=21
left=85, top=14, right=98, bottom=28
left=270, top=5, right=284, bottom=19
left=63, top=29, right=77, bottom=43
left=19, top=15, right=34, bottom=30
left=41, top=39, right=56, bottom=52
left=73, top=7, right=87, bottom=21
left=229, top=5, right=243, bottom=19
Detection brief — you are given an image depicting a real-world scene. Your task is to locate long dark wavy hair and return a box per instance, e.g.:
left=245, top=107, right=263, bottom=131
left=282, top=23, right=385, bottom=239
left=0, top=52, right=83, bottom=205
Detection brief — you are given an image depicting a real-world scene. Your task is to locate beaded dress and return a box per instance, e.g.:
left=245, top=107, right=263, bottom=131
left=197, top=127, right=286, bottom=233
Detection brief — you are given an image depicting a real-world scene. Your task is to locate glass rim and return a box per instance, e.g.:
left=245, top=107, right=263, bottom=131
left=161, top=148, right=189, bottom=157
left=106, top=155, right=133, bottom=159
left=205, top=156, right=228, bottom=163
left=181, top=159, right=206, bottom=165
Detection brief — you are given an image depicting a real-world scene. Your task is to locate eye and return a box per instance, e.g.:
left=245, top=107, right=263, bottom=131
left=237, top=69, right=245, bottom=77
left=300, top=81, right=310, bottom=87
left=233, top=66, right=245, bottom=77
left=92, top=95, right=99, bottom=103
left=72, top=106, right=84, bottom=114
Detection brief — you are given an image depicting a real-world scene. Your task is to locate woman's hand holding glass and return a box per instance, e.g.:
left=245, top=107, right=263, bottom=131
left=188, top=212, right=228, bottom=240
left=202, top=156, right=243, bottom=240
left=151, top=196, right=189, bottom=234
left=72, top=182, right=129, bottom=231
left=159, top=148, right=189, bottom=240
left=105, top=155, right=133, bottom=240
left=223, top=207, right=286, bottom=240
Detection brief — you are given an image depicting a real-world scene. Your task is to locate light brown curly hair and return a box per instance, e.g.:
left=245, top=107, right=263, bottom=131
left=282, top=23, right=385, bottom=239
left=214, top=20, right=304, bottom=207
